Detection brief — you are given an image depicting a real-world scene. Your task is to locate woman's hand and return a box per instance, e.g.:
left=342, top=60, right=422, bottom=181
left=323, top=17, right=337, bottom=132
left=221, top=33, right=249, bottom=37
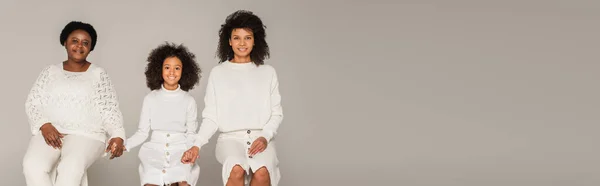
left=248, top=137, right=268, bottom=156
left=181, top=146, right=200, bottom=164
left=40, top=123, right=63, bottom=149
left=106, top=137, right=125, bottom=159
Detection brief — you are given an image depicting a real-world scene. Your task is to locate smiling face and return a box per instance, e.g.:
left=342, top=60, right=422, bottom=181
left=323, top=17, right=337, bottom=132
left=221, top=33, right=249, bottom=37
left=162, top=56, right=183, bottom=89
left=229, top=28, right=254, bottom=62
left=64, top=29, right=92, bottom=62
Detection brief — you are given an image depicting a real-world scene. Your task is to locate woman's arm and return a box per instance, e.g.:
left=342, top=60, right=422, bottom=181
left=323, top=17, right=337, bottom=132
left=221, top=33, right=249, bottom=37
left=96, top=69, right=126, bottom=158
left=25, top=66, right=51, bottom=135
left=259, top=69, right=283, bottom=143
left=192, top=72, right=219, bottom=149
left=96, top=70, right=126, bottom=140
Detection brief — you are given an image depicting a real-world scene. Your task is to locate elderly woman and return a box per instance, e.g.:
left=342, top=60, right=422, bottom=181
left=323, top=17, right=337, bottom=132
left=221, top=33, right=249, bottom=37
left=22, top=21, right=126, bottom=186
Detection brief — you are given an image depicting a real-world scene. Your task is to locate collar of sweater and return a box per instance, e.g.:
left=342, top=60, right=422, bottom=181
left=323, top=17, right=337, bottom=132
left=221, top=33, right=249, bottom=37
left=159, top=84, right=183, bottom=96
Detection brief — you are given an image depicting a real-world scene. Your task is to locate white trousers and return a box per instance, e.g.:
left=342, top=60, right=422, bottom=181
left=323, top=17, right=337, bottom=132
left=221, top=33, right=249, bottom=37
left=22, top=134, right=105, bottom=186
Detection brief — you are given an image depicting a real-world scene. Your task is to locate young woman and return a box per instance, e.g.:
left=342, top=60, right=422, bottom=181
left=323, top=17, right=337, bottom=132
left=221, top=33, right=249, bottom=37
left=125, top=42, right=201, bottom=186
left=23, top=21, right=126, bottom=186
left=181, top=10, right=283, bottom=186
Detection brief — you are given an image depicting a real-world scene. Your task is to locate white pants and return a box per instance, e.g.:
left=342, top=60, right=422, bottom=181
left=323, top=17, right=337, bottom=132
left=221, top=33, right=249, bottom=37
left=22, top=134, right=105, bottom=186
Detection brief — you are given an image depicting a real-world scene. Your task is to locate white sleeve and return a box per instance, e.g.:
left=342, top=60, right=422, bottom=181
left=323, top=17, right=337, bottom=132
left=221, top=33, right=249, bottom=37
left=25, top=66, right=51, bottom=135
left=193, top=72, right=219, bottom=148
left=125, top=96, right=151, bottom=151
left=259, top=69, right=283, bottom=142
left=185, top=98, right=199, bottom=148
left=96, top=70, right=126, bottom=140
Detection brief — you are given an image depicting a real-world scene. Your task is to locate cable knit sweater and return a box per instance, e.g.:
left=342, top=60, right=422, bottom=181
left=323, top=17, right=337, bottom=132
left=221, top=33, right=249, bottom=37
left=25, top=63, right=126, bottom=143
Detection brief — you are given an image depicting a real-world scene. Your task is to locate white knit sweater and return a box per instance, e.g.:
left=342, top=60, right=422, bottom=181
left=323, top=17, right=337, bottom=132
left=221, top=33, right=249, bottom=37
left=193, top=61, right=284, bottom=148
left=125, top=85, right=198, bottom=150
left=25, top=63, right=126, bottom=142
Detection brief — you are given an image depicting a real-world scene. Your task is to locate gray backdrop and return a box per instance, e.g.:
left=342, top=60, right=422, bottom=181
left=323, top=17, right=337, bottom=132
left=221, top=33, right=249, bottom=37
left=1, top=0, right=598, bottom=185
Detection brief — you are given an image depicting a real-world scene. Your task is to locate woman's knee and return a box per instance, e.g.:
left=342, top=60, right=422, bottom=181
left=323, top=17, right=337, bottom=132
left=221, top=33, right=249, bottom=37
left=22, top=155, right=51, bottom=175
left=229, top=165, right=246, bottom=179
left=22, top=156, right=35, bottom=173
left=55, top=156, right=90, bottom=175
left=252, top=167, right=270, bottom=182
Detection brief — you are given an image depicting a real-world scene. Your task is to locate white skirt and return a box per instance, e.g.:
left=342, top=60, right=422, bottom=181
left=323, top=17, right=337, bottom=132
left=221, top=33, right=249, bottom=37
left=215, top=129, right=280, bottom=186
left=137, top=131, right=198, bottom=185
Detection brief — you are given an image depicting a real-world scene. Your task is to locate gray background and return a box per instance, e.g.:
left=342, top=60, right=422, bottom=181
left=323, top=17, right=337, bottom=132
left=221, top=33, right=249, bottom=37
left=1, top=0, right=599, bottom=185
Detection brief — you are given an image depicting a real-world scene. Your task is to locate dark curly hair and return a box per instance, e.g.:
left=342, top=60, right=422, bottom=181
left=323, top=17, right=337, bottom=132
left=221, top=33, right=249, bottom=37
left=145, top=42, right=201, bottom=91
left=217, top=10, right=270, bottom=66
left=60, top=21, right=98, bottom=51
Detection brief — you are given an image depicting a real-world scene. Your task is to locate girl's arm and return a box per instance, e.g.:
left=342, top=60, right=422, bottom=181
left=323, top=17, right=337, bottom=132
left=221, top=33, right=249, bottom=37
left=185, top=98, right=199, bottom=148
left=125, top=95, right=152, bottom=151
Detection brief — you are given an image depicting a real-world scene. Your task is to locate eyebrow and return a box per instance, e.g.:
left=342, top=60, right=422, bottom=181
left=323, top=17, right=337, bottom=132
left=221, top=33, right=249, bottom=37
left=70, top=37, right=90, bottom=42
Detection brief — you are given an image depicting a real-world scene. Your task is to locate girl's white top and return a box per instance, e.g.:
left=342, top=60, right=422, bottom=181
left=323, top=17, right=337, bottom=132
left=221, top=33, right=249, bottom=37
left=125, top=84, right=198, bottom=150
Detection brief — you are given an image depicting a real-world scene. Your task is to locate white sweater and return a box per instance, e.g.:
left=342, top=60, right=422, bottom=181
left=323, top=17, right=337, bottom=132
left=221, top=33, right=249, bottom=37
left=25, top=63, right=126, bottom=142
left=193, top=61, right=283, bottom=148
left=125, top=85, right=198, bottom=150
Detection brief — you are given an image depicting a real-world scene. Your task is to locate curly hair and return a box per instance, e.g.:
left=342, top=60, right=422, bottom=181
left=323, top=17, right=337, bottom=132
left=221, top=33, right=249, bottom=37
left=217, top=10, right=270, bottom=66
left=60, top=21, right=98, bottom=51
left=145, top=42, right=201, bottom=91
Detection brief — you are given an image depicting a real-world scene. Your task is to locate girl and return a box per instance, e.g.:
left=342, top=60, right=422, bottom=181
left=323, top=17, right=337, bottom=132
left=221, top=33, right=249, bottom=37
left=182, top=10, right=283, bottom=186
left=125, top=42, right=201, bottom=186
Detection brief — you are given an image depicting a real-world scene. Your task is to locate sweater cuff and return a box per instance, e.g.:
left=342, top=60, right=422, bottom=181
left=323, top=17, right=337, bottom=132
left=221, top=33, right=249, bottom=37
left=259, top=130, right=274, bottom=143
left=186, top=141, right=195, bottom=150
left=109, top=130, right=126, bottom=141
left=193, top=137, right=208, bottom=149
left=124, top=141, right=131, bottom=152
left=32, top=121, right=50, bottom=135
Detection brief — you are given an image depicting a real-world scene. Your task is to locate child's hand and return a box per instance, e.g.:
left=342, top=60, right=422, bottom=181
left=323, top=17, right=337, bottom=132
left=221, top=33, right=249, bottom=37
left=181, top=146, right=200, bottom=164
left=115, top=144, right=126, bottom=152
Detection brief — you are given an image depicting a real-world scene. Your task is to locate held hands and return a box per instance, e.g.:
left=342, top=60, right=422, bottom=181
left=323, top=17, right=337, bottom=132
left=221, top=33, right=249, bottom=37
left=181, top=146, right=200, bottom=164
left=40, top=123, right=64, bottom=149
left=105, top=137, right=125, bottom=159
left=248, top=137, right=268, bottom=156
